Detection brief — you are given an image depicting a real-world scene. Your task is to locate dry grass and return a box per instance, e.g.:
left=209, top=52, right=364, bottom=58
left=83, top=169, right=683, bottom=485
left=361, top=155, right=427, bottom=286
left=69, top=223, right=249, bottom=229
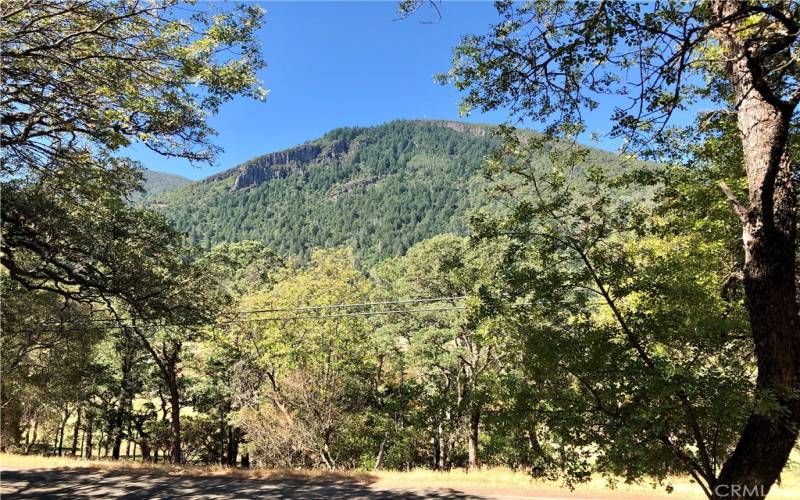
left=3, top=453, right=800, bottom=498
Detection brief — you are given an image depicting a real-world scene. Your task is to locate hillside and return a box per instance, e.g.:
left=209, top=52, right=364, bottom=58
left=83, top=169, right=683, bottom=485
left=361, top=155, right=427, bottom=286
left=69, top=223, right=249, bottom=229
left=147, top=120, right=500, bottom=264
left=130, top=169, right=192, bottom=201
left=146, top=119, right=631, bottom=264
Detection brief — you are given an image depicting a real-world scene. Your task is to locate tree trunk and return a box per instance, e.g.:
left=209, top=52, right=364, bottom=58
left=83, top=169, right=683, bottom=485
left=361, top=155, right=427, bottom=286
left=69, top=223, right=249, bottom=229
left=84, top=417, right=93, bottom=459
left=71, top=408, right=82, bottom=456
left=219, top=408, right=226, bottom=465
left=434, top=424, right=442, bottom=470
left=53, top=428, right=59, bottom=456
left=226, top=426, right=239, bottom=467
left=140, top=439, right=151, bottom=462
left=468, top=405, right=480, bottom=471
left=374, top=436, right=387, bottom=471
left=712, top=2, right=800, bottom=498
left=125, top=422, right=132, bottom=458
left=25, top=419, right=37, bottom=455
left=133, top=419, right=151, bottom=462
left=113, top=335, right=135, bottom=460
left=169, top=379, right=182, bottom=464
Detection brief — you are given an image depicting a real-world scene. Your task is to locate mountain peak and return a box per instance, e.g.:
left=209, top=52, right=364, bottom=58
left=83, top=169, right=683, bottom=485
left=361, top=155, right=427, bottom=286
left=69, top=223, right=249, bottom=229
left=209, top=120, right=491, bottom=191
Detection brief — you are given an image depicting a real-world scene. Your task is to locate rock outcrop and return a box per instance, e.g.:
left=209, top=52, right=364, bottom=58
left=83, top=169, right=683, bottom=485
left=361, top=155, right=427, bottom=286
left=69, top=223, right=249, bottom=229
left=222, top=140, right=350, bottom=191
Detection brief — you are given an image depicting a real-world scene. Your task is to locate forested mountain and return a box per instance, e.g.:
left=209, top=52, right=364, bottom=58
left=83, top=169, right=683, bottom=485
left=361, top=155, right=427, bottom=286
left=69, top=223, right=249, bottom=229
left=125, top=168, right=192, bottom=202
left=146, top=120, right=627, bottom=265
left=141, top=169, right=192, bottom=196
left=145, top=120, right=495, bottom=263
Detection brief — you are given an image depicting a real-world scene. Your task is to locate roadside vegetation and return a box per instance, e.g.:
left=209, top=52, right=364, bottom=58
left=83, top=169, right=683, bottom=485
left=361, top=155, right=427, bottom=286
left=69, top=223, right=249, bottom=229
left=2, top=2, right=800, bottom=500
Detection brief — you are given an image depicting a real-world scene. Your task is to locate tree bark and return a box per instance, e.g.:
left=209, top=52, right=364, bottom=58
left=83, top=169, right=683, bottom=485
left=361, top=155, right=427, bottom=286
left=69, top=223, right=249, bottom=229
left=434, top=424, right=442, bottom=470
left=70, top=408, right=81, bottom=456
left=84, top=416, right=93, bottom=459
left=374, top=436, right=387, bottom=471
left=125, top=422, right=132, bottom=458
left=168, top=377, right=182, bottom=464
left=468, top=404, right=480, bottom=471
left=226, top=426, right=239, bottom=467
left=56, top=406, right=69, bottom=457
left=133, top=417, right=151, bottom=462
left=25, top=419, right=37, bottom=455
left=712, top=2, right=800, bottom=498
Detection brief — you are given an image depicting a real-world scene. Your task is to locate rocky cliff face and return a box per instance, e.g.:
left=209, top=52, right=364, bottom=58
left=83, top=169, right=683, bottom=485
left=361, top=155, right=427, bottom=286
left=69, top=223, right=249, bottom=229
left=221, top=139, right=350, bottom=191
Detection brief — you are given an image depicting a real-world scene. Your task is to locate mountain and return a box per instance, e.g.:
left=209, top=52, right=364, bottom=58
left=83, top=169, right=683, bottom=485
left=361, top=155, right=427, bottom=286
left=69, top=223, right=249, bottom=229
left=139, top=169, right=192, bottom=198
left=147, top=120, right=501, bottom=264
left=146, top=119, right=632, bottom=265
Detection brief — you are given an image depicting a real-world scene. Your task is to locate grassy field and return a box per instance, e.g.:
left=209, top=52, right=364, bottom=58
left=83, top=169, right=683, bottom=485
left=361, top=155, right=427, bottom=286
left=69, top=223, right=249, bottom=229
left=3, top=453, right=800, bottom=498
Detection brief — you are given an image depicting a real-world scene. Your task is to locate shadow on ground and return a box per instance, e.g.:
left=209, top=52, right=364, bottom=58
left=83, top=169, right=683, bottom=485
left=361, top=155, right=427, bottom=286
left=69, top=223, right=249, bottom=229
left=1, top=468, right=487, bottom=499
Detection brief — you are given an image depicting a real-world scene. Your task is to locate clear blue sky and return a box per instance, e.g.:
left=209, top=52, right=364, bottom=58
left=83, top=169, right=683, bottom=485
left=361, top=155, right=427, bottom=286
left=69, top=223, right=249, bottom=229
left=124, top=1, right=620, bottom=181
left=122, top=1, right=510, bottom=180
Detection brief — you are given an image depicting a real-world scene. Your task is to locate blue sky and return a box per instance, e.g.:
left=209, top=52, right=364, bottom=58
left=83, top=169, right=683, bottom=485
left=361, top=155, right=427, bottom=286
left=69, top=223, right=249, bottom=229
left=124, top=1, right=624, bottom=181
left=123, top=1, right=508, bottom=180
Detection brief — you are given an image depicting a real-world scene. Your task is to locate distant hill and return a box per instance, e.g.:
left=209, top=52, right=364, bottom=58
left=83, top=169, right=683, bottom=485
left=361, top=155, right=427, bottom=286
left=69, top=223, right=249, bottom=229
left=146, top=120, right=632, bottom=265
left=138, top=169, right=192, bottom=198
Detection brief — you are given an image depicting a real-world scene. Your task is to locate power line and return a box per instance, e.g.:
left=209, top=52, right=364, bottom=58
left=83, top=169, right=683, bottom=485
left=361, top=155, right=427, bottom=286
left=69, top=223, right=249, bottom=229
left=15, top=305, right=468, bottom=334
left=22, top=296, right=469, bottom=327
left=236, top=296, right=467, bottom=315
left=219, top=306, right=467, bottom=323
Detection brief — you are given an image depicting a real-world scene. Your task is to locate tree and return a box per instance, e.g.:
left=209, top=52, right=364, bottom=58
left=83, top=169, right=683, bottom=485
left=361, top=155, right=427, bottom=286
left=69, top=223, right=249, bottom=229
left=2, top=0, right=265, bottom=463
left=1, top=0, right=265, bottom=309
left=230, top=248, right=379, bottom=469
left=373, top=234, right=521, bottom=470
left=434, top=1, right=799, bottom=497
left=0, top=276, right=108, bottom=452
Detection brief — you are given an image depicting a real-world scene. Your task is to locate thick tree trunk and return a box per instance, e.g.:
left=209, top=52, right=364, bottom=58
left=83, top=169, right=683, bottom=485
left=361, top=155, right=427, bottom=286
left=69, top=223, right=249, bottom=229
left=111, top=412, right=124, bottom=459
left=468, top=405, right=480, bottom=471
left=140, top=439, right=151, bottom=462
left=226, top=426, right=239, bottom=467
left=133, top=419, right=151, bottom=462
left=713, top=2, right=800, bottom=498
left=71, top=408, right=81, bottom=456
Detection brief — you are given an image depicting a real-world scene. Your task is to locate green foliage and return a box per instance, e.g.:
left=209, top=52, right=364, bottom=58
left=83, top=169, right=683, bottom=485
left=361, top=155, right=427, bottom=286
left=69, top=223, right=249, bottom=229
left=470, top=132, right=752, bottom=487
left=149, top=120, right=498, bottom=265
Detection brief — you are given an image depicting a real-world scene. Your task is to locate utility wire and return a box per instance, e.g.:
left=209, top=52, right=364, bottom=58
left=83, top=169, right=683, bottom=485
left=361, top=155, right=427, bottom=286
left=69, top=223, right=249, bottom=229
left=15, top=305, right=468, bottom=334
left=23, top=296, right=469, bottom=327
left=236, top=296, right=468, bottom=315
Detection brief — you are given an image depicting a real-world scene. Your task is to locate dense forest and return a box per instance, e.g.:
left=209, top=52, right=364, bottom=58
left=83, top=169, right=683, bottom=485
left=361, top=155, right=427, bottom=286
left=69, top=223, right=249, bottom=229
left=3, top=2, right=800, bottom=500
left=147, top=120, right=498, bottom=264
left=148, top=120, right=634, bottom=265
